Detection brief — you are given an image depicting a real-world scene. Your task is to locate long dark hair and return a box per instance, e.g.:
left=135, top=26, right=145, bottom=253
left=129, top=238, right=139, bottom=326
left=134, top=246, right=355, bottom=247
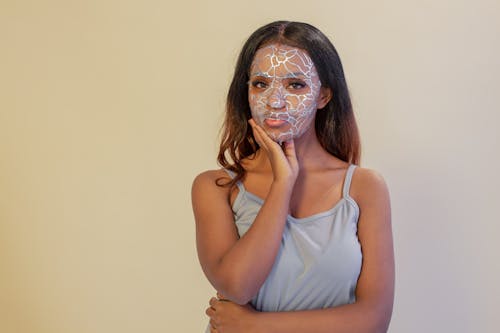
left=217, top=21, right=360, bottom=186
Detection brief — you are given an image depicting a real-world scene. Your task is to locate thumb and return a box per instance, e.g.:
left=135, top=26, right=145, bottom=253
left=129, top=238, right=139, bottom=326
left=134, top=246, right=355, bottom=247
left=282, top=139, right=296, bottom=160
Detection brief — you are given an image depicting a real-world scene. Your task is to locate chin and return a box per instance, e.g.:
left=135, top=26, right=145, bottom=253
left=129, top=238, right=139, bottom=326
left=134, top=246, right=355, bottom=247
left=268, top=132, right=294, bottom=143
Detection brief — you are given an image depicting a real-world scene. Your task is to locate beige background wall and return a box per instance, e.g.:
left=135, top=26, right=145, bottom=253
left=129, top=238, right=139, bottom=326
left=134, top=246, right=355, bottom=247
left=1, top=0, right=499, bottom=332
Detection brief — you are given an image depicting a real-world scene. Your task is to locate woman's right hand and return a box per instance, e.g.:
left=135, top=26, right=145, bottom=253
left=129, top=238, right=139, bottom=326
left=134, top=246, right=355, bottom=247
left=248, top=118, right=299, bottom=185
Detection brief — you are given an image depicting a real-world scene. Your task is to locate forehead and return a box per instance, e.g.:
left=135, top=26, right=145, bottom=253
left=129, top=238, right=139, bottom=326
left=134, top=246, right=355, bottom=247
left=250, top=44, right=315, bottom=77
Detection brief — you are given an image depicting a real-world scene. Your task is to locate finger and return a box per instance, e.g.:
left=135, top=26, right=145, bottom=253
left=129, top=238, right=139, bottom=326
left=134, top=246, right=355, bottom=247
left=209, top=297, right=218, bottom=308
left=249, top=119, right=278, bottom=150
left=209, top=319, right=218, bottom=333
left=248, top=119, right=270, bottom=144
left=282, top=139, right=297, bottom=159
left=206, top=306, right=215, bottom=317
left=248, top=118, right=257, bottom=127
left=248, top=119, right=265, bottom=148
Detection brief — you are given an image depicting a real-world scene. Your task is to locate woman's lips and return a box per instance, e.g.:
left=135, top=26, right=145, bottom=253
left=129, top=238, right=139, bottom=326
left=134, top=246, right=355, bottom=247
left=264, top=118, right=287, bottom=127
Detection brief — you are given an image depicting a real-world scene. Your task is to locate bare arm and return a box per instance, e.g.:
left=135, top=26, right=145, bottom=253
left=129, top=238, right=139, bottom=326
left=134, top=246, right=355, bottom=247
left=193, top=120, right=299, bottom=304
left=207, top=168, right=395, bottom=332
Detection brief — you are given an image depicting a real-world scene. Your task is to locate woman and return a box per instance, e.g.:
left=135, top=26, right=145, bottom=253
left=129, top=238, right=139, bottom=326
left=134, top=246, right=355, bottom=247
left=192, top=21, right=394, bottom=333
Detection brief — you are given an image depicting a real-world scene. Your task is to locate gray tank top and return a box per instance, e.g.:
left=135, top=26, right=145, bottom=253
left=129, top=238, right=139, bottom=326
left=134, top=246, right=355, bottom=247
left=226, top=164, right=361, bottom=311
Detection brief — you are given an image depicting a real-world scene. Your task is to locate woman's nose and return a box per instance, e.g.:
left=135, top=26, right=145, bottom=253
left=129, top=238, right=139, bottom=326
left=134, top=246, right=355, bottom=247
left=267, top=87, right=286, bottom=109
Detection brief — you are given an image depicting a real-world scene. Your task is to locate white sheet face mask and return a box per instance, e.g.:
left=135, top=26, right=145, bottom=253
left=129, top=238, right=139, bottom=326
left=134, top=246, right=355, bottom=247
left=248, top=44, right=322, bottom=143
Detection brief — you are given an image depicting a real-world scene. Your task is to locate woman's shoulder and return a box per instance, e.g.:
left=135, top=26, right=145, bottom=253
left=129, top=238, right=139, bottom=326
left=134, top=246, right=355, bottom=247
left=191, top=168, right=234, bottom=205
left=192, top=168, right=232, bottom=189
left=350, top=166, right=390, bottom=204
left=193, top=168, right=230, bottom=181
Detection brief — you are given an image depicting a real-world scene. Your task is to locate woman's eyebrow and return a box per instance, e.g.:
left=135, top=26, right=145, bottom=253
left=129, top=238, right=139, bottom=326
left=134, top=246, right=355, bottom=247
left=249, top=72, right=271, bottom=78
left=249, top=72, right=307, bottom=78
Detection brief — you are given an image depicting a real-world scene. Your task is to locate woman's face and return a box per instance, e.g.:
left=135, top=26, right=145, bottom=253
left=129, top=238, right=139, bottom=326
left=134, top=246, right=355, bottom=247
left=248, top=44, right=324, bottom=143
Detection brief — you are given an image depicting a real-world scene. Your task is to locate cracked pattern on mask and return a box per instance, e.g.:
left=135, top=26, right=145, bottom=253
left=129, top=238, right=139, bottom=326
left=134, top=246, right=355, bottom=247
left=249, top=44, right=322, bottom=143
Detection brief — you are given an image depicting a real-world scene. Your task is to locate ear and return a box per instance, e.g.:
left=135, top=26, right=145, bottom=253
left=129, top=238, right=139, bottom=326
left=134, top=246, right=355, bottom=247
left=317, top=87, right=332, bottom=109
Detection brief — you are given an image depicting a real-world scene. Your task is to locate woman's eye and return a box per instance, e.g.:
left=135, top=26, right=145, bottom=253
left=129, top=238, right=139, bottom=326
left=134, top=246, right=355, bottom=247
left=289, top=82, right=306, bottom=90
left=251, top=81, right=267, bottom=89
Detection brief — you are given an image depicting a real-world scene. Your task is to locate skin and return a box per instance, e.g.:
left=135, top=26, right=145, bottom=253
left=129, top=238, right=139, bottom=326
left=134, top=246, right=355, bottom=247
left=192, top=46, right=394, bottom=333
left=248, top=44, right=322, bottom=143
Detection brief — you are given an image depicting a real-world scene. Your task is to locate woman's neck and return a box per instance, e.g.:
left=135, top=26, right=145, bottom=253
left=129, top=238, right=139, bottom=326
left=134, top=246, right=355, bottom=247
left=292, top=126, right=333, bottom=170
left=246, top=127, right=336, bottom=173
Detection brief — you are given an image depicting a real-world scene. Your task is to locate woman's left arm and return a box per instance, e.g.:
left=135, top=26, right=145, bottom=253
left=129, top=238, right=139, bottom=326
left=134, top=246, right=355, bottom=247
left=207, top=168, right=395, bottom=333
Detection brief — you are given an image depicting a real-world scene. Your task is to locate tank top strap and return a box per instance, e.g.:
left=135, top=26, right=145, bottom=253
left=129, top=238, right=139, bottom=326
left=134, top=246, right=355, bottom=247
left=223, top=168, right=236, bottom=178
left=342, top=164, right=357, bottom=198
left=223, top=168, right=245, bottom=192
